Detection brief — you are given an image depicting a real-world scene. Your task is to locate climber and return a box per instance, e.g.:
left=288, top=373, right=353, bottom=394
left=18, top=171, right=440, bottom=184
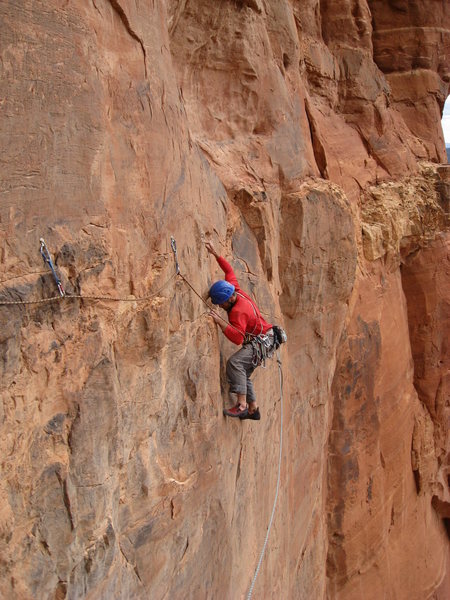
left=205, top=241, right=274, bottom=421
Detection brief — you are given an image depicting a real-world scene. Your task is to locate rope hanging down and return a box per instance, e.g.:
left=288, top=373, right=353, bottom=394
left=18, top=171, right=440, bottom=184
left=246, top=351, right=283, bottom=599
left=169, top=240, right=285, bottom=595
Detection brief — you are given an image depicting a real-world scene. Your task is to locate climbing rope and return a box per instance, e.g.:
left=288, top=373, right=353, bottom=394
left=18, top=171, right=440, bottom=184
left=63, top=273, right=178, bottom=303
left=177, top=267, right=269, bottom=341
left=0, top=236, right=272, bottom=345
left=0, top=294, right=65, bottom=306
left=175, top=252, right=285, bottom=595
left=0, top=238, right=179, bottom=306
left=0, top=273, right=178, bottom=306
left=247, top=351, right=284, bottom=600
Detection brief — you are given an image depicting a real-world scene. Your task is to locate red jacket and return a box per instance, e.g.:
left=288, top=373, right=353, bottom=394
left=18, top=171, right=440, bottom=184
left=217, top=256, right=272, bottom=345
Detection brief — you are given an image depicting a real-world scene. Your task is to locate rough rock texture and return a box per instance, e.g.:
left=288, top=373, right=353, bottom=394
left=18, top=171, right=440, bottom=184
left=403, top=234, right=450, bottom=521
left=0, top=1, right=449, bottom=599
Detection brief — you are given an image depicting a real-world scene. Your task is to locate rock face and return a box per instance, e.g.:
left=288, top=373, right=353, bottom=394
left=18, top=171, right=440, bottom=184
left=0, top=1, right=449, bottom=599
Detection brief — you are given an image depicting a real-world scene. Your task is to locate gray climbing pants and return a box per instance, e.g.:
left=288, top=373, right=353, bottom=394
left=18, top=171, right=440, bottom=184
left=226, top=330, right=274, bottom=404
left=226, top=343, right=258, bottom=404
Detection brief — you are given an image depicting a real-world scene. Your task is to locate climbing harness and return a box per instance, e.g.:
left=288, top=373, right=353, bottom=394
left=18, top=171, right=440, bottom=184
left=245, top=331, right=275, bottom=368
left=236, top=291, right=287, bottom=367
left=244, top=325, right=287, bottom=368
left=246, top=350, right=284, bottom=600
left=40, top=238, right=65, bottom=297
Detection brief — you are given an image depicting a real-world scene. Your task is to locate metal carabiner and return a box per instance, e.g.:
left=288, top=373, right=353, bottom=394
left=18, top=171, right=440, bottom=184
left=170, top=236, right=180, bottom=275
left=39, top=237, right=65, bottom=297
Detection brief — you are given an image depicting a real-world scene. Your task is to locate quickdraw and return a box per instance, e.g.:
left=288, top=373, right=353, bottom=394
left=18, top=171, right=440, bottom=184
left=170, top=236, right=180, bottom=275
left=39, top=238, right=65, bottom=297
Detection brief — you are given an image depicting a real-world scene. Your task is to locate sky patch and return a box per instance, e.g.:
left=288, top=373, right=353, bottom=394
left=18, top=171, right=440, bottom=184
left=442, top=96, right=450, bottom=146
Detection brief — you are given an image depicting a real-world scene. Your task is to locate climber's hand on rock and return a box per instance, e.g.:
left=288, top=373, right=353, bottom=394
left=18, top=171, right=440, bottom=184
left=205, top=242, right=218, bottom=257
left=208, top=310, right=222, bottom=325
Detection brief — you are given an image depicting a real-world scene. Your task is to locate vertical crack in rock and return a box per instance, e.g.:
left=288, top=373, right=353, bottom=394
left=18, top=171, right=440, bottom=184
left=55, top=470, right=75, bottom=532
left=108, top=0, right=148, bottom=78
left=234, top=0, right=263, bottom=13
left=354, top=124, right=391, bottom=175
left=119, top=541, right=147, bottom=591
left=304, top=99, right=328, bottom=178
left=236, top=444, right=244, bottom=482
left=400, top=221, right=450, bottom=526
left=327, top=317, right=381, bottom=588
left=168, top=0, right=188, bottom=37
left=232, top=188, right=271, bottom=277
left=67, top=404, right=80, bottom=456
left=180, top=537, right=189, bottom=561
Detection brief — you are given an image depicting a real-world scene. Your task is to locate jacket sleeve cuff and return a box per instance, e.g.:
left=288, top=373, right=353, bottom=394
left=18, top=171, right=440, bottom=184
left=224, top=325, right=244, bottom=345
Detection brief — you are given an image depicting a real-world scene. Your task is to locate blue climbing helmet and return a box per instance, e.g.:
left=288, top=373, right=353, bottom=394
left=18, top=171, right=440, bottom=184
left=209, top=280, right=235, bottom=304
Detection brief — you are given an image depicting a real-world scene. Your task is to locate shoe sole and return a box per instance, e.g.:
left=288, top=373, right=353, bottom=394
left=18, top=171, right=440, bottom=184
left=223, top=409, right=248, bottom=418
left=239, top=411, right=261, bottom=421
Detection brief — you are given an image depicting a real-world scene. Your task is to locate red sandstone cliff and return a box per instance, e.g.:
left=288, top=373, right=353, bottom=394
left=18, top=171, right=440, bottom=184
left=0, top=1, right=449, bottom=599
